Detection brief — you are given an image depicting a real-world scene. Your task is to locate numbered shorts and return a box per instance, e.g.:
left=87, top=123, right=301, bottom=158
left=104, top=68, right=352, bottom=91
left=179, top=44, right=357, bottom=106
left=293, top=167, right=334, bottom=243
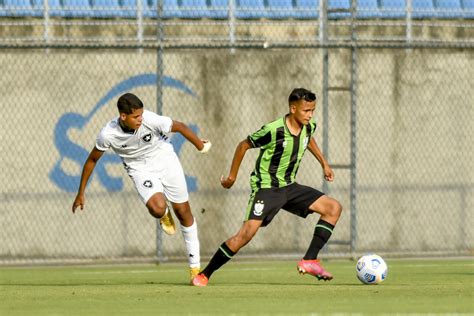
left=245, top=183, right=324, bottom=227
left=127, top=152, right=189, bottom=205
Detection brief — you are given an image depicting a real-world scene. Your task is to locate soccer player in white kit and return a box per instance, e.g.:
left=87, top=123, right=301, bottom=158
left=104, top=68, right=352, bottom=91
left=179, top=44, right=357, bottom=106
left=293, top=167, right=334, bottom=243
left=72, top=93, right=211, bottom=281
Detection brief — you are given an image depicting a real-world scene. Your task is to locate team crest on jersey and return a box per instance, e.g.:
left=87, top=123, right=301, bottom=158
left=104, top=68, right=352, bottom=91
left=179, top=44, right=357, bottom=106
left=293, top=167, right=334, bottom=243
left=143, top=180, right=153, bottom=188
left=282, top=140, right=287, bottom=148
left=253, top=200, right=264, bottom=216
left=142, top=133, right=152, bottom=142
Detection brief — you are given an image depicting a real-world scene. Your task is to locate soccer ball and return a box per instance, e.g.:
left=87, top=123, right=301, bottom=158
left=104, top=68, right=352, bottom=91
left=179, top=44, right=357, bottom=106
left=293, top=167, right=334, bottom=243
left=356, top=254, right=388, bottom=285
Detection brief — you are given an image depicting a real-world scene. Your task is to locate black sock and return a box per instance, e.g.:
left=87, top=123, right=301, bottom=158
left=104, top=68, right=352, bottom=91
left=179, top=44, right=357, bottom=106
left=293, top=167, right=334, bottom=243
left=303, top=219, right=335, bottom=260
left=200, top=242, right=235, bottom=279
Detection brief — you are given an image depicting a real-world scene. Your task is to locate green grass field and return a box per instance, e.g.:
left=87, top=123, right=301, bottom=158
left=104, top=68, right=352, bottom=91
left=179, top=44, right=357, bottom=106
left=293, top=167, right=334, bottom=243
left=0, top=259, right=472, bottom=315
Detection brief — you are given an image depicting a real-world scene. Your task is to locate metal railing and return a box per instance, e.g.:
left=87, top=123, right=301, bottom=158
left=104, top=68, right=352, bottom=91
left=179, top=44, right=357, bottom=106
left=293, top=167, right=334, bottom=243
left=1, top=0, right=473, bottom=46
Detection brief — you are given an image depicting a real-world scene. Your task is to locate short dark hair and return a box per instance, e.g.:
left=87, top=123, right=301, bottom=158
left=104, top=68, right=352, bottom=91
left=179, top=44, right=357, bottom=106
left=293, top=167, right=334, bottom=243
left=117, top=93, right=144, bottom=114
left=288, top=88, right=317, bottom=104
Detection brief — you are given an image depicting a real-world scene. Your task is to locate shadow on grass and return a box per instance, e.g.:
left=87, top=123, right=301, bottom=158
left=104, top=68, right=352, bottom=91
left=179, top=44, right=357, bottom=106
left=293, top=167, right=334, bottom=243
left=198, top=281, right=370, bottom=286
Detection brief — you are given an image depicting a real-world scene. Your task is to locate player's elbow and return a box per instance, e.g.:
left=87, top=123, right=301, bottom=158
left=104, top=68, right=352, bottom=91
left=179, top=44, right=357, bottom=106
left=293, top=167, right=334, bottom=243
left=239, top=139, right=252, bottom=151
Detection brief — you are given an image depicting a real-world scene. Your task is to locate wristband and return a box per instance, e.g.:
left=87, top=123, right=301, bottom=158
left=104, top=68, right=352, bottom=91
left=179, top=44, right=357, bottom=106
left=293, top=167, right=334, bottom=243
left=200, top=141, right=212, bottom=153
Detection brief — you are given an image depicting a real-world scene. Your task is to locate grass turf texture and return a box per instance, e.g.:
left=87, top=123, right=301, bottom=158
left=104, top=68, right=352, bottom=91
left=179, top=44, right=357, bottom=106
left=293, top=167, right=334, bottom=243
left=0, top=259, right=472, bottom=315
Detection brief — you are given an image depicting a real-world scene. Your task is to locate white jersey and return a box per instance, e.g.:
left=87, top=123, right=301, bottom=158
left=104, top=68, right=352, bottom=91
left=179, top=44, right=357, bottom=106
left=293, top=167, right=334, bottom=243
left=96, top=109, right=175, bottom=170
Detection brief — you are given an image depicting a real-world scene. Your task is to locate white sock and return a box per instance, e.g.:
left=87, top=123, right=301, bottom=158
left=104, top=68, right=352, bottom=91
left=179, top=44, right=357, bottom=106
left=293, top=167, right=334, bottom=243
left=180, top=219, right=200, bottom=269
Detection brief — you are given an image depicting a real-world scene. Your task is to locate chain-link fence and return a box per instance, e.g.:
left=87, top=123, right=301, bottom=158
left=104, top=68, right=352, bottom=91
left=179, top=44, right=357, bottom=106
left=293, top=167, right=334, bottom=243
left=0, top=42, right=472, bottom=265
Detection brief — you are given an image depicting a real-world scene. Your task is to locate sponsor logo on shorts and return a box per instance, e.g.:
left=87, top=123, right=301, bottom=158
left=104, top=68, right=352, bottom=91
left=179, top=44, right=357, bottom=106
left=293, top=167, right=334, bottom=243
left=143, top=180, right=153, bottom=188
left=253, top=200, right=264, bottom=216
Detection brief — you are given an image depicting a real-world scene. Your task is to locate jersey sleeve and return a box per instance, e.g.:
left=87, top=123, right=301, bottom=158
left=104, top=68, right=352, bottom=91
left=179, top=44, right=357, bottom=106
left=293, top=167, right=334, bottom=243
left=95, top=128, right=110, bottom=152
left=144, top=110, right=173, bottom=134
left=309, top=120, right=317, bottom=136
left=247, top=124, right=272, bottom=148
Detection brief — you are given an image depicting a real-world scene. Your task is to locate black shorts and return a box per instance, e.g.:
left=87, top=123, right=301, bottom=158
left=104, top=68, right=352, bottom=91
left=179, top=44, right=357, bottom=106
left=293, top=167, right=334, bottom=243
left=245, top=183, right=324, bottom=227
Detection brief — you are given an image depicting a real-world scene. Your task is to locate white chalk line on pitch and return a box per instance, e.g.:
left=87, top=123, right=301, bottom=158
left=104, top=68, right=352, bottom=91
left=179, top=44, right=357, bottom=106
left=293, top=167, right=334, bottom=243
left=73, top=267, right=279, bottom=275
left=401, top=262, right=474, bottom=268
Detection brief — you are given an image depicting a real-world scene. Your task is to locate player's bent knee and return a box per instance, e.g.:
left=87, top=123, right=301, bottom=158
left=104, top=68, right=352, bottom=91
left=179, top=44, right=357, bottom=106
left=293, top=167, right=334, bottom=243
left=329, top=200, right=343, bottom=219
left=146, top=202, right=167, bottom=218
left=317, top=197, right=342, bottom=221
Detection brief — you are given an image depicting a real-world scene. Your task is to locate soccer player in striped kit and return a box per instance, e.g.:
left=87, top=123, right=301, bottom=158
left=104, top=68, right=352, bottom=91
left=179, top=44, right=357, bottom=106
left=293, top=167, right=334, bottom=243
left=192, top=88, right=342, bottom=286
left=72, top=93, right=211, bottom=281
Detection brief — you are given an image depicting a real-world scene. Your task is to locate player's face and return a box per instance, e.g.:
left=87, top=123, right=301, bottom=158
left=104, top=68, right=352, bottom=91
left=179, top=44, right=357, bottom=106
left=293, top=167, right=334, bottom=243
left=292, top=100, right=316, bottom=125
left=121, top=108, right=144, bottom=130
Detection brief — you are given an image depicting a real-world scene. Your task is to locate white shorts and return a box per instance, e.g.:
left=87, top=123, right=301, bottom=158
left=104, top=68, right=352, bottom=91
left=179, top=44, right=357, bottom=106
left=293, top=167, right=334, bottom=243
left=126, top=151, right=189, bottom=205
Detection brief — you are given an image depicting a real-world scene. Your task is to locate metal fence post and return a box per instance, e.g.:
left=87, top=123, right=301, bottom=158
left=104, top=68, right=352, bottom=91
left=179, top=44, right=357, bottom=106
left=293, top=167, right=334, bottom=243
left=350, top=0, right=358, bottom=257
left=137, top=0, right=143, bottom=49
left=406, top=0, right=413, bottom=43
left=321, top=0, right=329, bottom=196
left=229, top=0, right=236, bottom=53
left=155, top=0, right=165, bottom=264
left=43, top=0, right=50, bottom=44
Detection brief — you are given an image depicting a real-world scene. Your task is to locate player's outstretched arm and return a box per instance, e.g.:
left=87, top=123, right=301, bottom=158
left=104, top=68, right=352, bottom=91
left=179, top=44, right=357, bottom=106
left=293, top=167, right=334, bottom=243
left=307, top=137, right=334, bottom=182
left=72, top=147, right=105, bottom=213
left=171, top=120, right=211, bottom=153
left=221, top=139, right=252, bottom=189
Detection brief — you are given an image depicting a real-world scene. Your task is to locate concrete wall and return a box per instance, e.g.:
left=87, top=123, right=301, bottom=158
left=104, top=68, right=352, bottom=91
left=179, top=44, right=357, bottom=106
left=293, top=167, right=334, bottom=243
left=0, top=47, right=472, bottom=263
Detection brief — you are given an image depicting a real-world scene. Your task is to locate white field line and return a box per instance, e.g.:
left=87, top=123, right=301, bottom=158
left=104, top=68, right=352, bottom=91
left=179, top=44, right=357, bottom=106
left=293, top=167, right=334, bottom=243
left=73, top=267, right=279, bottom=275
left=401, top=262, right=474, bottom=268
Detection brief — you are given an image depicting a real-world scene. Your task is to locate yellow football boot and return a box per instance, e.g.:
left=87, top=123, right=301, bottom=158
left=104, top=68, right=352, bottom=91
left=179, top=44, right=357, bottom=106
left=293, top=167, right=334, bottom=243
left=159, top=208, right=176, bottom=235
left=190, top=267, right=201, bottom=282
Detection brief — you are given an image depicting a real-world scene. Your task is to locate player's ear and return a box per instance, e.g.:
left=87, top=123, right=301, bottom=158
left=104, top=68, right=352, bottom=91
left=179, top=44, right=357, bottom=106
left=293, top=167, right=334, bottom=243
left=289, top=103, right=297, bottom=114
left=120, top=112, right=127, bottom=121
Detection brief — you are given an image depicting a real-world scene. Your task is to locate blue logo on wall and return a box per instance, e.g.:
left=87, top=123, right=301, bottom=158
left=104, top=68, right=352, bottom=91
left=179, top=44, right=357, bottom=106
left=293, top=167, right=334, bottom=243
left=50, top=73, right=198, bottom=193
